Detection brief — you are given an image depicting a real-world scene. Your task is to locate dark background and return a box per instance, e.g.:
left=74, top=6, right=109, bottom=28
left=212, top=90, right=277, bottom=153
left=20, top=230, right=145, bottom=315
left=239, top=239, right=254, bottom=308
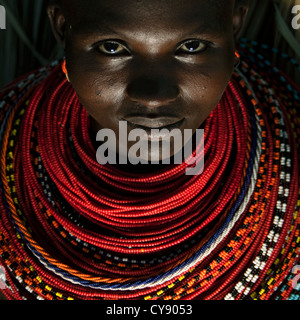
left=0, top=0, right=299, bottom=88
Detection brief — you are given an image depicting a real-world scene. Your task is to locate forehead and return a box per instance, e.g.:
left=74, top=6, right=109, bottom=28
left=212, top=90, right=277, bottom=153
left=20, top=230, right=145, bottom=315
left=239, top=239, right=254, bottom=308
left=62, top=0, right=235, bottom=34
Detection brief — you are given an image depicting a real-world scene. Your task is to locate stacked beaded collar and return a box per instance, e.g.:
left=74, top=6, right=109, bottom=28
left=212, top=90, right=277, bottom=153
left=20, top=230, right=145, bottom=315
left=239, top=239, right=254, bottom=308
left=0, top=40, right=300, bottom=300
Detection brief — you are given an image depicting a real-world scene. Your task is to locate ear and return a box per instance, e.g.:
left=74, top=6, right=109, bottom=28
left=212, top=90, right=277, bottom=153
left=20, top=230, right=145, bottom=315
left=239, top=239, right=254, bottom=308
left=47, top=5, right=67, bottom=49
left=232, top=5, right=249, bottom=40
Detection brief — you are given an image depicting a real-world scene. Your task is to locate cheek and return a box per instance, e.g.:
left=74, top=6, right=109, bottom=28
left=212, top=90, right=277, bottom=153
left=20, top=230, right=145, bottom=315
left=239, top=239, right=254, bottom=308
left=181, top=57, right=234, bottom=124
left=66, top=58, right=128, bottom=127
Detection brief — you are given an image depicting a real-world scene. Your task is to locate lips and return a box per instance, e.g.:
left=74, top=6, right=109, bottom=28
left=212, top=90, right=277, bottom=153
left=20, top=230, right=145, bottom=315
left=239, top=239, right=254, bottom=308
left=124, top=116, right=185, bottom=130
left=122, top=117, right=185, bottom=141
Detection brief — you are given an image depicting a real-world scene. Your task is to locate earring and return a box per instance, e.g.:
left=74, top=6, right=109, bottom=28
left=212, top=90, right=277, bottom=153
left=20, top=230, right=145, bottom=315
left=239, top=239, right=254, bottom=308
left=234, top=50, right=240, bottom=68
left=62, top=59, right=70, bottom=82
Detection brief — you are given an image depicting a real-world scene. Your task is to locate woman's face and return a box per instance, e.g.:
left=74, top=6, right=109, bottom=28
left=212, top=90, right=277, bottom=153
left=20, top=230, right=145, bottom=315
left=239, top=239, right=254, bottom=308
left=48, top=0, right=248, bottom=161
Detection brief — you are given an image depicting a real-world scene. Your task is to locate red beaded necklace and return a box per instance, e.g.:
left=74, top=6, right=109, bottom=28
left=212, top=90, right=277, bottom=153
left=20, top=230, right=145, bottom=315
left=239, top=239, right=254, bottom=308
left=0, top=41, right=300, bottom=300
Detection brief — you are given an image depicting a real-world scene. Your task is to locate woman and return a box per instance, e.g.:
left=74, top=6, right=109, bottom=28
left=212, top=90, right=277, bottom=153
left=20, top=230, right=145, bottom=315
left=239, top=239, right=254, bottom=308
left=0, top=0, right=299, bottom=300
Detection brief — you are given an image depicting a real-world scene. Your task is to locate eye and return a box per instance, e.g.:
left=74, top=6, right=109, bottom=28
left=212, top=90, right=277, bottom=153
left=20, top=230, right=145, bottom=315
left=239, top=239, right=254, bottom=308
left=97, top=41, right=128, bottom=55
left=177, top=40, right=208, bottom=54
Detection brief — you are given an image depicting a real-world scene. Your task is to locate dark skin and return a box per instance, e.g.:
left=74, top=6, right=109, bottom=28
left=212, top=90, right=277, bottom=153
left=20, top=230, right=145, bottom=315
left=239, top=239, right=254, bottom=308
left=47, top=0, right=248, bottom=164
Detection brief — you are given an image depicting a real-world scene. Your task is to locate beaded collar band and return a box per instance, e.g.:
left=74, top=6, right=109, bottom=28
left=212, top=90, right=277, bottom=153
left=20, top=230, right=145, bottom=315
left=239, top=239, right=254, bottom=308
left=0, top=40, right=300, bottom=300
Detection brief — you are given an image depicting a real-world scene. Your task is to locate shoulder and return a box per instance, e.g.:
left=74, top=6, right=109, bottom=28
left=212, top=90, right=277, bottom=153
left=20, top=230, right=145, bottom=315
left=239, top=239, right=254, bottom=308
left=236, top=39, right=300, bottom=115
left=0, top=62, right=62, bottom=131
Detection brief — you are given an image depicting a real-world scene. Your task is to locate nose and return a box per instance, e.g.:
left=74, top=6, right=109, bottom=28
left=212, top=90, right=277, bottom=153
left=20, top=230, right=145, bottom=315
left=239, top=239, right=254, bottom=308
left=126, top=65, right=180, bottom=108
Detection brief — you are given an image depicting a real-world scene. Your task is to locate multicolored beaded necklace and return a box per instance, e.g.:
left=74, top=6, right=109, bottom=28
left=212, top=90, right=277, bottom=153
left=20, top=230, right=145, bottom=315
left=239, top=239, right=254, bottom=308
left=0, top=39, right=300, bottom=300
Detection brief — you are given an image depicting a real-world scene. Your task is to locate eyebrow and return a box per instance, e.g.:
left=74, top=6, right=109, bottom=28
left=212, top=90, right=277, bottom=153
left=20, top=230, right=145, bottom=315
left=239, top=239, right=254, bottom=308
left=74, top=23, right=120, bottom=36
left=187, top=19, right=225, bottom=36
left=186, top=27, right=224, bottom=38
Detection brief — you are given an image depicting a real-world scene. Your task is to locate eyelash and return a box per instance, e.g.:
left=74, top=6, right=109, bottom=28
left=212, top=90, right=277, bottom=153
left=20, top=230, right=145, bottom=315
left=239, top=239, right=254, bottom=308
left=96, top=41, right=129, bottom=56
left=94, top=39, right=211, bottom=56
left=176, top=40, right=211, bottom=55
